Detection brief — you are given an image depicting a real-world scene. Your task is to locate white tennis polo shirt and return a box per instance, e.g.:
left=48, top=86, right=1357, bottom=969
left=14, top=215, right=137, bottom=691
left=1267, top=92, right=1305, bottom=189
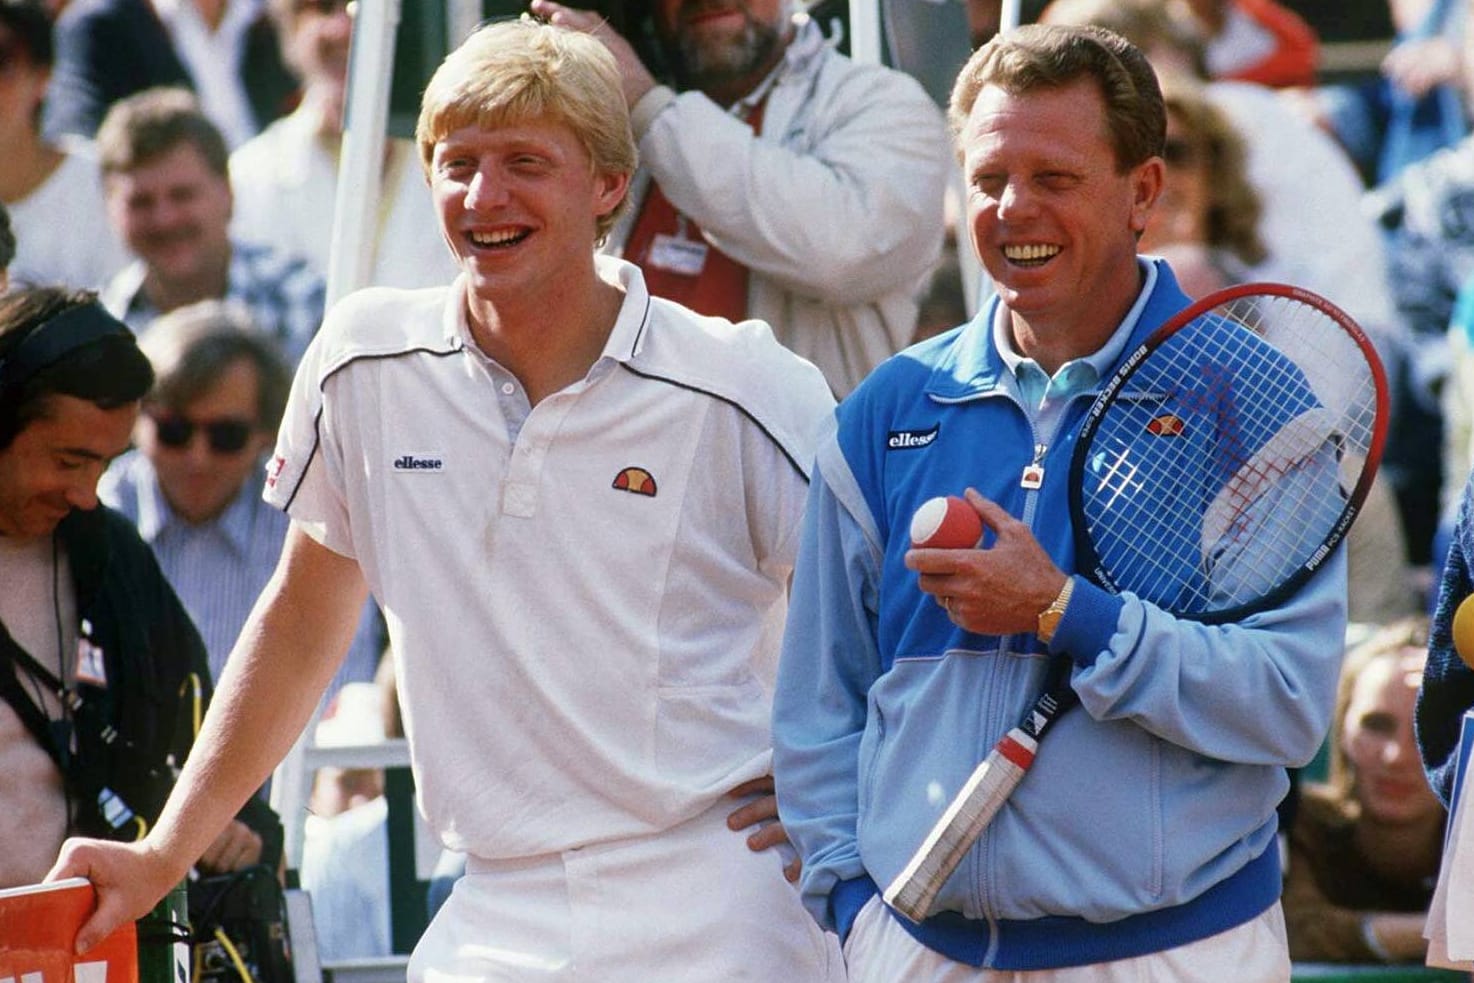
left=265, top=258, right=836, bottom=859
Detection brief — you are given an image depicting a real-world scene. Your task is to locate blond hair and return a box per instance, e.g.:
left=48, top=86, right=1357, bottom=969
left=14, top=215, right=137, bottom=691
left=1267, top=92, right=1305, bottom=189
left=416, top=18, right=637, bottom=241
left=1326, top=616, right=1430, bottom=801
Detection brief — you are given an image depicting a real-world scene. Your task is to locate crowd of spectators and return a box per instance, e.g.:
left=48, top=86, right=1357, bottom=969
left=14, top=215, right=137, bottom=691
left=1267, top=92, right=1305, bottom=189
left=3, top=0, right=1473, bottom=973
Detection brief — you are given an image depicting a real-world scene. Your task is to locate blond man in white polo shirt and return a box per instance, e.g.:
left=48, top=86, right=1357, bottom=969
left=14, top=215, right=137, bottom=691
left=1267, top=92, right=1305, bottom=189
left=51, top=16, right=844, bottom=982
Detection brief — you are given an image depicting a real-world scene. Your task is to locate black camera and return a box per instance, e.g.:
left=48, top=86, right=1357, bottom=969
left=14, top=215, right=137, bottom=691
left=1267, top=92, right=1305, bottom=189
left=524, top=1, right=669, bottom=79
left=541, top=0, right=652, bottom=38
left=189, top=867, right=295, bottom=983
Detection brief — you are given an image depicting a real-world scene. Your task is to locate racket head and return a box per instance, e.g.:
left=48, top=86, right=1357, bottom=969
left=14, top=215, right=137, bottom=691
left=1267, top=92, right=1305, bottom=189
left=1068, top=282, right=1389, bottom=624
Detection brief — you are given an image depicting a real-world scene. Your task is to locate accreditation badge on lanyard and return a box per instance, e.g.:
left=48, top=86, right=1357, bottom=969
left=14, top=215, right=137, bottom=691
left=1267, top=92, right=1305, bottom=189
left=75, top=617, right=107, bottom=688
left=648, top=216, right=710, bottom=277
left=641, top=92, right=768, bottom=280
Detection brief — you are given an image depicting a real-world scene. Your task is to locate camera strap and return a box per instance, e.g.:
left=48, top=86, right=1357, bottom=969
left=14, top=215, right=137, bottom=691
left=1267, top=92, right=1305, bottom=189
left=0, top=615, right=148, bottom=840
left=0, top=617, right=72, bottom=773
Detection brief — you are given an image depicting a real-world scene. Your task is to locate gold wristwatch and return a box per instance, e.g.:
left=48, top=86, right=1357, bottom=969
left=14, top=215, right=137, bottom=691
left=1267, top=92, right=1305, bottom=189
left=1036, top=577, right=1075, bottom=644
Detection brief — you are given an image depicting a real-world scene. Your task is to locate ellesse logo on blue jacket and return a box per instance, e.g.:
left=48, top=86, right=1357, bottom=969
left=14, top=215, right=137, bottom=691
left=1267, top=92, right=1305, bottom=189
left=886, top=425, right=939, bottom=450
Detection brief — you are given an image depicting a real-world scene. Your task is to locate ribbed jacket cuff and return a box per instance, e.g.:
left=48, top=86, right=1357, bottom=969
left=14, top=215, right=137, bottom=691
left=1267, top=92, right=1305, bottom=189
left=1050, top=576, right=1125, bottom=667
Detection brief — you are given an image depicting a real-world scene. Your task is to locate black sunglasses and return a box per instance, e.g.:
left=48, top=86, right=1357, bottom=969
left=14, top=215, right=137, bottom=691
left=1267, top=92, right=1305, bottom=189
left=150, top=413, right=256, bottom=454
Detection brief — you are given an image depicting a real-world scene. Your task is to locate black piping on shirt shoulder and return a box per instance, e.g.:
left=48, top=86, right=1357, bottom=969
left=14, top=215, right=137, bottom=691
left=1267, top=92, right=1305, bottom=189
left=278, top=343, right=463, bottom=512
left=616, top=362, right=810, bottom=483
left=621, top=294, right=810, bottom=481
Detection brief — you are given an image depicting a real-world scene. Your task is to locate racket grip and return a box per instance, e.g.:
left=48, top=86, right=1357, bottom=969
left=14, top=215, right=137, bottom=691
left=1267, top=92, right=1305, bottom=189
left=882, top=729, right=1036, bottom=922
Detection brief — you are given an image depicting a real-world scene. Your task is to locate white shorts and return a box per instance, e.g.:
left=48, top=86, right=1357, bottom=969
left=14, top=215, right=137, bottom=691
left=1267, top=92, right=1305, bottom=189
left=842, top=895, right=1291, bottom=983
left=407, top=800, right=844, bottom=982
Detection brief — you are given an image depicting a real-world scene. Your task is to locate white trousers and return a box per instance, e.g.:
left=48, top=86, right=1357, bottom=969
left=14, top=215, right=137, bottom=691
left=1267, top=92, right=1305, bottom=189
left=407, top=800, right=844, bottom=982
left=843, top=895, right=1291, bottom=983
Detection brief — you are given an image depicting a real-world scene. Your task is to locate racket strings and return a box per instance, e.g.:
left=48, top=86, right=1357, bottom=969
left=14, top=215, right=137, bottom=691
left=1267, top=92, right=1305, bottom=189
left=1079, top=293, right=1380, bottom=616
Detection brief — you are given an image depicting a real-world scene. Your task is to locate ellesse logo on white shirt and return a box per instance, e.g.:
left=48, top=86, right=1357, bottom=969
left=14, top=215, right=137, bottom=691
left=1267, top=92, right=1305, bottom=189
left=392, top=454, right=444, bottom=473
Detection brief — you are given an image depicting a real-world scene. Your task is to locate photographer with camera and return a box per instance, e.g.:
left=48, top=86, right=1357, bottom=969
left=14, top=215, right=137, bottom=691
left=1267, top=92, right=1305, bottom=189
left=0, top=287, right=282, bottom=894
left=533, top=0, right=952, bottom=397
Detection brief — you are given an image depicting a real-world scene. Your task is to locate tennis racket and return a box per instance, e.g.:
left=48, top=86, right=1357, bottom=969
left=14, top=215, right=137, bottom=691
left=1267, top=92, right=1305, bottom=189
left=883, top=282, right=1390, bottom=922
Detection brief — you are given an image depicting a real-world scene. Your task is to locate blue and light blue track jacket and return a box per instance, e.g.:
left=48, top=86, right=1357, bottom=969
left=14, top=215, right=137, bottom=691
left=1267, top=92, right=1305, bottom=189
left=773, top=260, right=1349, bottom=970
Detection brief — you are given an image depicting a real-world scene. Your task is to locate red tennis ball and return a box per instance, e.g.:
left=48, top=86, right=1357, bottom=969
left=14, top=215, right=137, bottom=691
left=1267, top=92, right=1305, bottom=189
left=1454, top=594, right=1474, bottom=671
left=910, top=495, right=983, bottom=549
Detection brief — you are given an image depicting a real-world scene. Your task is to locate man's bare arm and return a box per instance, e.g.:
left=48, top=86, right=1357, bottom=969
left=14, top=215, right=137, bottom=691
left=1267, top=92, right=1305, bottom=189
left=48, top=523, right=368, bottom=952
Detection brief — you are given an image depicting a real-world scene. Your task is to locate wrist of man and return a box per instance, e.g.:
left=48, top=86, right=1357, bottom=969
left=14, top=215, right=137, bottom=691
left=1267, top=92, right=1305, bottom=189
left=630, top=84, right=677, bottom=140
left=1036, top=576, right=1074, bottom=645
left=1043, top=578, right=1126, bottom=666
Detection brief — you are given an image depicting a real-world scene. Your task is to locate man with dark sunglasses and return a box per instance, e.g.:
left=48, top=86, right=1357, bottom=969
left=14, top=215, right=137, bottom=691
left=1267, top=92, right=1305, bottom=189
left=129, top=305, right=282, bottom=532
left=99, top=298, right=382, bottom=696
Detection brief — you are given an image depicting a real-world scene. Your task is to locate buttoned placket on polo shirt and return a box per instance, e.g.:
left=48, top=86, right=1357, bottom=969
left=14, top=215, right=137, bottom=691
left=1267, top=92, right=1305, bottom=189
left=470, top=350, right=612, bottom=522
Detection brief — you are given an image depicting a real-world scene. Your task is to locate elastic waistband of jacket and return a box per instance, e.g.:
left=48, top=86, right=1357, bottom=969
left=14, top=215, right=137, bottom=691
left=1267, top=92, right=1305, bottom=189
left=891, top=840, right=1281, bottom=970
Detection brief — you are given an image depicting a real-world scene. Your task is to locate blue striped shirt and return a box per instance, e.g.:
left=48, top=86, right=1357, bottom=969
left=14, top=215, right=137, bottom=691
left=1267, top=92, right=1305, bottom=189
left=99, top=450, right=382, bottom=704
left=101, top=239, right=327, bottom=368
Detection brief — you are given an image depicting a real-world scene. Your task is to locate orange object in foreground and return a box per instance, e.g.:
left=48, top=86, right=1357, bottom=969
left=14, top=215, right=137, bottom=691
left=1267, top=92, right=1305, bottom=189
left=0, top=877, right=139, bottom=983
